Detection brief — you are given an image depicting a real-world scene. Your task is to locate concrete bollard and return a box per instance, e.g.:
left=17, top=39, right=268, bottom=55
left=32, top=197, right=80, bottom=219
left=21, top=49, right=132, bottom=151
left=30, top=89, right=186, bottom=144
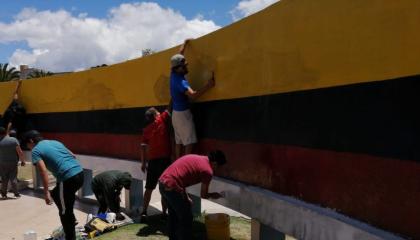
left=191, top=194, right=202, bottom=217
left=251, top=218, right=286, bottom=240
left=125, top=178, right=143, bottom=216
left=77, top=169, right=93, bottom=199
left=31, top=165, right=42, bottom=190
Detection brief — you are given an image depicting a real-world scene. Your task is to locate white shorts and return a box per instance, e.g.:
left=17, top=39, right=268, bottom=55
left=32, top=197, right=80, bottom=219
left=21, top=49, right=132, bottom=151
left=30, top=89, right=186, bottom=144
left=172, top=109, right=197, bottom=146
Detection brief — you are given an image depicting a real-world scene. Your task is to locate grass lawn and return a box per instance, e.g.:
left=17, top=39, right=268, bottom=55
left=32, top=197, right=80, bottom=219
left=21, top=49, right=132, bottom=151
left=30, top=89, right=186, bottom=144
left=95, top=214, right=251, bottom=240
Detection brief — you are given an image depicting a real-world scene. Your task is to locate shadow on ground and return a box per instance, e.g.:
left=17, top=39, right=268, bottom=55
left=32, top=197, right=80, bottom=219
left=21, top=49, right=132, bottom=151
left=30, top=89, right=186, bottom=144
left=20, top=189, right=99, bottom=214
left=137, top=214, right=207, bottom=239
left=96, top=214, right=250, bottom=240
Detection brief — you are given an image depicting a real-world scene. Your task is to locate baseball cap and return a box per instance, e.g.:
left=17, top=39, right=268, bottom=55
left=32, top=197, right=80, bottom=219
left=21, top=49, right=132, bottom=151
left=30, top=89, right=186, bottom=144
left=22, top=130, right=42, bottom=145
left=170, top=54, right=186, bottom=68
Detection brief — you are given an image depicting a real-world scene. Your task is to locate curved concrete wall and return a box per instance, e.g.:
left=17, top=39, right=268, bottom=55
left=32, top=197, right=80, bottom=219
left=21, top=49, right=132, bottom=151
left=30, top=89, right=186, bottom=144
left=2, top=0, right=420, bottom=113
left=1, top=0, right=420, bottom=238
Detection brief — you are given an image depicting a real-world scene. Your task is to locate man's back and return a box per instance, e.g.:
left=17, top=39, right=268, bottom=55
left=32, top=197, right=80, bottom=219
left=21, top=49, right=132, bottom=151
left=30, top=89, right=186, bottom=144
left=92, top=170, right=132, bottom=194
left=142, top=111, right=171, bottom=159
left=32, top=140, right=82, bottom=182
left=0, top=136, right=19, bottom=163
left=170, top=72, right=190, bottom=111
left=159, top=154, right=213, bottom=192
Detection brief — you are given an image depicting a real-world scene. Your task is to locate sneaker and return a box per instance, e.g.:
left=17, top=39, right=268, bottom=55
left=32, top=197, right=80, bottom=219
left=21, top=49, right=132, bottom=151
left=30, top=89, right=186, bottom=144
left=1, top=194, right=7, bottom=199
left=14, top=193, right=21, bottom=198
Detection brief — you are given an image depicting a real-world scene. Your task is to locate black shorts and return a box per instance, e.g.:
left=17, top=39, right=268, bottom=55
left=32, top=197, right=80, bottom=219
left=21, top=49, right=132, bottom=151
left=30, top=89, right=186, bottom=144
left=145, top=157, right=171, bottom=190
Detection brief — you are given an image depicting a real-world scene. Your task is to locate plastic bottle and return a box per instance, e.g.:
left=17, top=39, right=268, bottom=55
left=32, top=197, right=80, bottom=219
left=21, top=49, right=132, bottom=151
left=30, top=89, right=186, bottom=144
left=87, top=213, right=93, bottom=222
left=23, top=230, right=37, bottom=240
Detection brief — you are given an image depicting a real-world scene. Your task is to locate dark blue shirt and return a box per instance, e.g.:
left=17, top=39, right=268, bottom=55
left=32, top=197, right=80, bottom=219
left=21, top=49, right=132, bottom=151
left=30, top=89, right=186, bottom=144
left=170, top=72, right=191, bottom=111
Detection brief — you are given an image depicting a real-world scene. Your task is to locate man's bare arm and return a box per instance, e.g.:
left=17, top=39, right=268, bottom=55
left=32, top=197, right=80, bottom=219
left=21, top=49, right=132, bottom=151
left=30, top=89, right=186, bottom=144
left=16, top=145, right=26, bottom=166
left=12, top=80, right=22, bottom=101
left=36, top=160, right=53, bottom=205
left=200, top=182, right=223, bottom=199
left=140, top=144, right=148, bottom=173
left=185, top=72, right=215, bottom=101
left=6, top=122, right=12, bottom=135
left=179, top=39, right=193, bottom=55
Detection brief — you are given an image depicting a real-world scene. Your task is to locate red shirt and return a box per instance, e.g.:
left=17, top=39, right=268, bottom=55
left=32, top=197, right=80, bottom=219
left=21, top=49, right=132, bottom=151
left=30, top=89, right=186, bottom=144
left=159, top=154, right=213, bottom=192
left=141, top=111, right=171, bottom=159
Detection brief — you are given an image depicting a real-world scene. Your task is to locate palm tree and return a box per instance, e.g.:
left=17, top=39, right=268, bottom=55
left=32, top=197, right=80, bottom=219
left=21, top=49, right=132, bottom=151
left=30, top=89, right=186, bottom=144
left=0, top=63, right=20, bottom=82
left=28, top=69, right=54, bottom=79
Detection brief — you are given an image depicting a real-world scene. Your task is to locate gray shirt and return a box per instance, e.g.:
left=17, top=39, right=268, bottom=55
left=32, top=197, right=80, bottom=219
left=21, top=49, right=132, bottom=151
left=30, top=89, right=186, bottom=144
left=0, top=136, right=19, bottom=163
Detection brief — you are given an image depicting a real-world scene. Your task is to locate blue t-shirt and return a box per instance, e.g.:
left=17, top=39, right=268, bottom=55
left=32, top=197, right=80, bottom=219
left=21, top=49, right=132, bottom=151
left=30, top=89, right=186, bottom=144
left=170, top=72, right=191, bottom=111
left=32, top=140, right=82, bottom=182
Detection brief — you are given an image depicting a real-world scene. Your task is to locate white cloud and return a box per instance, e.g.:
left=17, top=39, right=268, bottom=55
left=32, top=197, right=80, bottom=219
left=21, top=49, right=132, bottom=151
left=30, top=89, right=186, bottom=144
left=0, top=2, right=220, bottom=72
left=231, top=0, right=279, bottom=21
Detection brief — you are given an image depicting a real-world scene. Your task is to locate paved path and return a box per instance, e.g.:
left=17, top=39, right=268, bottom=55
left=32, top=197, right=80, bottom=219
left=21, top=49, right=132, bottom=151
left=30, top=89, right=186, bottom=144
left=0, top=189, right=97, bottom=240
left=144, top=182, right=249, bottom=218
left=1, top=183, right=247, bottom=240
left=76, top=154, right=249, bottom=219
left=1, top=154, right=249, bottom=239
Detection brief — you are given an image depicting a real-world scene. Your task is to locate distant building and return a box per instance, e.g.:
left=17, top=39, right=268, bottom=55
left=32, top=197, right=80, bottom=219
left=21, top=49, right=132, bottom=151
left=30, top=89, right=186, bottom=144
left=19, top=65, right=37, bottom=80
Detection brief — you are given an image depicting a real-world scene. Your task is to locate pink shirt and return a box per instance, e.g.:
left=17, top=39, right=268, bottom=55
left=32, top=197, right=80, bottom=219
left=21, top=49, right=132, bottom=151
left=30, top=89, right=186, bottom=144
left=159, top=154, right=213, bottom=192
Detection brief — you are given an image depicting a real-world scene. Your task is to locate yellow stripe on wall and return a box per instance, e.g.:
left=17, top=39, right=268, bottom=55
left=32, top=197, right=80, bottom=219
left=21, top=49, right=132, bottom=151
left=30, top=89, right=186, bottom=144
left=1, top=0, right=420, bottom=114
left=0, top=81, right=19, bottom=114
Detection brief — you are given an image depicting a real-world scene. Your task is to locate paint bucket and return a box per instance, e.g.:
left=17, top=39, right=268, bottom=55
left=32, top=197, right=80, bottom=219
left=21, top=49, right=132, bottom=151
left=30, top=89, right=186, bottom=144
left=97, top=212, right=107, bottom=220
left=106, top=212, right=116, bottom=223
left=205, top=213, right=230, bottom=240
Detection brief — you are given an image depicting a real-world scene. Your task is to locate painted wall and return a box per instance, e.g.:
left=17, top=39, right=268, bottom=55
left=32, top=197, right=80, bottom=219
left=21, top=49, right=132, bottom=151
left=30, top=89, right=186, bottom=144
left=1, top=0, right=419, bottom=238
left=2, top=0, right=420, bottom=113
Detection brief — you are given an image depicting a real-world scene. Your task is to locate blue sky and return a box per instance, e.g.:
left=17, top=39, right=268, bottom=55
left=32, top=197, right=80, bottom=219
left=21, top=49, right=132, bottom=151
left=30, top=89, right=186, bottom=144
left=0, top=1, right=239, bottom=26
left=0, top=0, right=278, bottom=71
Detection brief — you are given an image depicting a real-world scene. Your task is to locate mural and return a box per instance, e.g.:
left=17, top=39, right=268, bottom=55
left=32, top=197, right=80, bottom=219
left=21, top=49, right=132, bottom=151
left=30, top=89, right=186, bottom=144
left=1, top=0, right=419, bottom=238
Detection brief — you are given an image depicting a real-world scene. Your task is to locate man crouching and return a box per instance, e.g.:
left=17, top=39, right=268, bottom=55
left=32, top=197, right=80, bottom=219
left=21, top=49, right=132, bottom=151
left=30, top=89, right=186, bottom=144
left=91, top=170, right=132, bottom=221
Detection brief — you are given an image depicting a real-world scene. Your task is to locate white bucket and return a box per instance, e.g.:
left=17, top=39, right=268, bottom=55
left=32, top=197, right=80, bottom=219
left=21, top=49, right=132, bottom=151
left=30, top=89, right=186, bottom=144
left=107, top=212, right=116, bottom=223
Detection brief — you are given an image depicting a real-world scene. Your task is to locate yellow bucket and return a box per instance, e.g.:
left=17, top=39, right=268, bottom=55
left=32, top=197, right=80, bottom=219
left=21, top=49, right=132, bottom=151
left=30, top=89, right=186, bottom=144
left=205, top=213, right=230, bottom=240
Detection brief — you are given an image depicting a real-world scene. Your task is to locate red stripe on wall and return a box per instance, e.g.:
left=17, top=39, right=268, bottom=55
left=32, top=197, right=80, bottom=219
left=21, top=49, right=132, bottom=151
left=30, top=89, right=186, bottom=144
left=42, top=132, right=419, bottom=238
left=42, top=132, right=141, bottom=160
left=197, top=139, right=419, bottom=239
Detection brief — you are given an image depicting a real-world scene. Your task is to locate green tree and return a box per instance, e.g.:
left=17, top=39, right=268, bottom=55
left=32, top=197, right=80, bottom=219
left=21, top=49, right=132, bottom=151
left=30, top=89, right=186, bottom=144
left=0, top=63, right=20, bottom=82
left=90, top=64, right=108, bottom=69
left=142, top=48, right=155, bottom=57
left=28, top=69, right=54, bottom=79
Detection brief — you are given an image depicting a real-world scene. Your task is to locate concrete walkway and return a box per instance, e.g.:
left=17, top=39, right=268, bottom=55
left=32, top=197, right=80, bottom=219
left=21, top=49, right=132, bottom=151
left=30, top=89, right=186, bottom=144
left=0, top=183, right=248, bottom=240
left=143, top=182, right=249, bottom=218
left=75, top=154, right=250, bottom=219
left=0, top=189, right=97, bottom=240
left=1, top=154, right=248, bottom=239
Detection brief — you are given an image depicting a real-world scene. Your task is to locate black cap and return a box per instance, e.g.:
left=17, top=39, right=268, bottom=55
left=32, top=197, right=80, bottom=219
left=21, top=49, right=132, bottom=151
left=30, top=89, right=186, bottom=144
left=22, top=130, right=42, bottom=145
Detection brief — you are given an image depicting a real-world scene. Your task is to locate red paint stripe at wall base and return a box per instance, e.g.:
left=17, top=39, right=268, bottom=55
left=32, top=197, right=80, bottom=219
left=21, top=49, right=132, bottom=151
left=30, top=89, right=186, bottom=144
left=197, top=139, right=419, bottom=239
left=41, top=132, right=419, bottom=238
left=42, top=132, right=141, bottom=160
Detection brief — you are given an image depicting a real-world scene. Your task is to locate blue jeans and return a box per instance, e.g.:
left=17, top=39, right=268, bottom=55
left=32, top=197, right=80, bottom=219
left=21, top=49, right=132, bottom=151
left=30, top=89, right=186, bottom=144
left=159, top=182, right=192, bottom=240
